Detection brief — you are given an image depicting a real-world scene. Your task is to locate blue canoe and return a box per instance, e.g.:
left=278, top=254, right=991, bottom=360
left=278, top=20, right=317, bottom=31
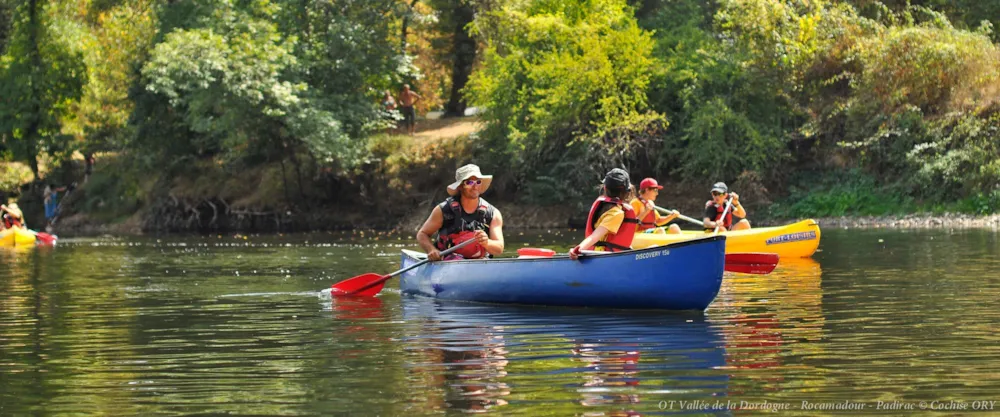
left=399, top=235, right=726, bottom=311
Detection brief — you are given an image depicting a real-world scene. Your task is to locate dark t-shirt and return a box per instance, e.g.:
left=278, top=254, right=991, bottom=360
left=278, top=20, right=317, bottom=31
left=704, top=201, right=743, bottom=231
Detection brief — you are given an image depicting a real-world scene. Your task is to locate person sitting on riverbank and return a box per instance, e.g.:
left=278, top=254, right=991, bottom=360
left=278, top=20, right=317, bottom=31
left=416, top=164, right=505, bottom=261
left=630, top=177, right=681, bottom=234
left=569, top=168, right=639, bottom=260
left=1, top=202, right=25, bottom=229
left=703, top=182, right=751, bottom=232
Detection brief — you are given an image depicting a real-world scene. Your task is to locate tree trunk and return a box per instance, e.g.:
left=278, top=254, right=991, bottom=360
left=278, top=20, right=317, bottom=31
left=400, top=0, right=419, bottom=52
left=443, top=2, right=476, bottom=117
left=25, top=0, right=41, bottom=181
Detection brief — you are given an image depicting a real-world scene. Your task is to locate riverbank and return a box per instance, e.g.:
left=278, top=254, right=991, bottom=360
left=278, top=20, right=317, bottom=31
left=6, top=116, right=998, bottom=237
left=808, top=213, right=1000, bottom=229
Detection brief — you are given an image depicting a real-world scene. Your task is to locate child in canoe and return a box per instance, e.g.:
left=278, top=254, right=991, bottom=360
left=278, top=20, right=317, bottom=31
left=569, top=168, right=639, bottom=260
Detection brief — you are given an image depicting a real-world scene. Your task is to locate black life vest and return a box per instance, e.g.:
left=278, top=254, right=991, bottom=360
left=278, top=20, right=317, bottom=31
left=584, top=196, right=638, bottom=252
left=435, top=196, right=495, bottom=258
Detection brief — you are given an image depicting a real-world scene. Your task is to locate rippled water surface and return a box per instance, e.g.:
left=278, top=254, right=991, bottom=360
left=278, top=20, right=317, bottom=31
left=2, top=228, right=999, bottom=415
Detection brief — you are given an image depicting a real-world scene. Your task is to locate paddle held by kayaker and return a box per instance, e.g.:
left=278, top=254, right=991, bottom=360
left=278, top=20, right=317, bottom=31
left=569, top=168, right=639, bottom=260
left=703, top=182, right=751, bottom=232
left=416, top=164, right=505, bottom=261
left=631, top=177, right=681, bottom=234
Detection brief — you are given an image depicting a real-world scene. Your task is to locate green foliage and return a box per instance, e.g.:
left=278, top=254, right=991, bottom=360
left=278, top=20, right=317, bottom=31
left=768, top=170, right=913, bottom=217
left=467, top=0, right=664, bottom=199
left=76, top=168, right=141, bottom=221
left=0, top=0, right=86, bottom=177
left=952, top=190, right=1000, bottom=215
left=134, top=0, right=406, bottom=171
left=0, top=162, right=32, bottom=193
left=904, top=111, right=1000, bottom=199
left=637, top=0, right=796, bottom=183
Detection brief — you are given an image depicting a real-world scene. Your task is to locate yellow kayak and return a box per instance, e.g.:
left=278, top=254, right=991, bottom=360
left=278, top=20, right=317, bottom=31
left=0, top=227, right=38, bottom=247
left=632, top=219, right=821, bottom=258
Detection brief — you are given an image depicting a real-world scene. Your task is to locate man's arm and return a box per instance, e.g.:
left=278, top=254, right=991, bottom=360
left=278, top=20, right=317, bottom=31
left=416, top=206, right=444, bottom=260
left=484, top=210, right=504, bottom=256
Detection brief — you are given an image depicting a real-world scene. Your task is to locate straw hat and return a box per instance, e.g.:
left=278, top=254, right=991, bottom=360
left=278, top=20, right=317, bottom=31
left=447, top=164, right=493, bottom=196
left=2, top=203, right=22, bottom=219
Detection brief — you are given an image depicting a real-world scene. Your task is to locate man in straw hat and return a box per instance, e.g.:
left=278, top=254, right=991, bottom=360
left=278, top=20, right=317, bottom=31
left=1, top=202, right=25, bottom=230
left=417, top=164, right=505, bottom=261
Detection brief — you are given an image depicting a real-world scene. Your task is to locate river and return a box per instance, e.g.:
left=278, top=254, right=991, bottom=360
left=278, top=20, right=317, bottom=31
left=1, top=228, right=999, bottom=415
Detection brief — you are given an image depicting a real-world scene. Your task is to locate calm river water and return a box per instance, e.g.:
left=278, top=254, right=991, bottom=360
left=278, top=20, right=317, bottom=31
left=2, top=227, right=999, bottom=415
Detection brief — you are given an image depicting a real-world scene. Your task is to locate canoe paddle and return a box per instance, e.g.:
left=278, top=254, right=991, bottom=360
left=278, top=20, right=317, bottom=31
left=331, top=237, right=478, bottom=297
left=518, top=247, right=779, bottom=274
left=35, top=231, right=57, bottom=246
left=714, top=197, right=734, bottom=235
left=653, top=206, right=703, bottom=227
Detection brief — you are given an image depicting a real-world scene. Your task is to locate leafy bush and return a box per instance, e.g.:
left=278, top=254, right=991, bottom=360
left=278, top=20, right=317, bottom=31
left=767, top=170, right=913, bottom=218
left=466, top=0, right=664, bottom=199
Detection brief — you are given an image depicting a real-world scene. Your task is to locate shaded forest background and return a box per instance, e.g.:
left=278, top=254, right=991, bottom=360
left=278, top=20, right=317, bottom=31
left=2, top=0, right=999, bottom=232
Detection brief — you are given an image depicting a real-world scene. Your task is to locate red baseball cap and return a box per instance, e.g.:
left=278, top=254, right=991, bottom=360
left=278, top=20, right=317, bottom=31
left=639, top=178, right=663, bottom=190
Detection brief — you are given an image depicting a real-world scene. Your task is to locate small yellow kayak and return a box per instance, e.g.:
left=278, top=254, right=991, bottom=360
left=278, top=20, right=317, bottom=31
left=632, top=219, right=821, bottom=258
left=0, top=227, right=38, bottom=247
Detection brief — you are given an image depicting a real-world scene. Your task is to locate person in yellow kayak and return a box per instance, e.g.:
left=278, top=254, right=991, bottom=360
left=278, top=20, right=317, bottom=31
left=1, top=202, right=25, bottom=229
left=703, top=182, right=751, bottom=232
left=569, top=168, right=639, bottom=260
left=417, top=164, right=505, bottom=261
left=631, top=177, right=681, bottom=234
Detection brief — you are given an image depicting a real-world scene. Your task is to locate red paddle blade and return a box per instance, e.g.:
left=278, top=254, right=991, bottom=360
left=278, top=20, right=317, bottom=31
left=35, top=232, right=57, bottom=246
left=330, top=273, right=387, bottom=297
left=725, top=252, right=779, bottom=275
left=726, top=252, right=779, bottom=265
left=725, top=262, right=778, bottom=274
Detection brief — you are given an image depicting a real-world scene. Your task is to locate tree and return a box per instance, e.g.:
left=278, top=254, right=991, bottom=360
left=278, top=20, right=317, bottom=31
left=0, top=0, right=86, bottom=179
left=429, top=0, right=477, bottom=117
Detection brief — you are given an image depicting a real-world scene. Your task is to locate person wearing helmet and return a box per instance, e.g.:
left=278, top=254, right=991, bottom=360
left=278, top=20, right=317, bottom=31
left=703, top=182, right=751, bottom=232
left=569, top=168, right=640, bottom=260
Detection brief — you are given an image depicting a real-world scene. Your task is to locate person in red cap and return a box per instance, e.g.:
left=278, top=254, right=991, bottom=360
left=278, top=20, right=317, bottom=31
left=630, top=178, right=681, bottom=234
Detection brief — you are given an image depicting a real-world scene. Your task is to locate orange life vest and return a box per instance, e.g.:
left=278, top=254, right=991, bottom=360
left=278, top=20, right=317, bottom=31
left=636, top=198, right=658, bottom=231
left=584, top=196, right=638, bottom=252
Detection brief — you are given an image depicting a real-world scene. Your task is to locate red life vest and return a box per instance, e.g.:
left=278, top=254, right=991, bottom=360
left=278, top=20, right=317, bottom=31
left=706, top=200, right=732, bottom=231
left=584, top=196, right=638, bottom=252
left=435, top=196, right=495, bottom=259
left=2, top=213, right=22, bottom=229
left=636, top=198, right=657, bottom=231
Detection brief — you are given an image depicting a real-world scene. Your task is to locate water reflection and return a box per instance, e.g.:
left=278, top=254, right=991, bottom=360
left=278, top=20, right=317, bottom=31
left=401, top=299, right=727, bottom=415
left=709, top=259, right=824, bottom=397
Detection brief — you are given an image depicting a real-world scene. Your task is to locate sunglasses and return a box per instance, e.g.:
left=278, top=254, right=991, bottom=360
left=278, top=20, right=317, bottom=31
left=711, top=191, right=724, bottom=197
left=464, top=179, right=483, bottom=186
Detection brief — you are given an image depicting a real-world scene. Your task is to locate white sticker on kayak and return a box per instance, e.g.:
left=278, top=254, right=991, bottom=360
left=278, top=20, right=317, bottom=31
left=636, top=249, right=670, bottom=260
left=765, top=231, right=818, bottom=245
